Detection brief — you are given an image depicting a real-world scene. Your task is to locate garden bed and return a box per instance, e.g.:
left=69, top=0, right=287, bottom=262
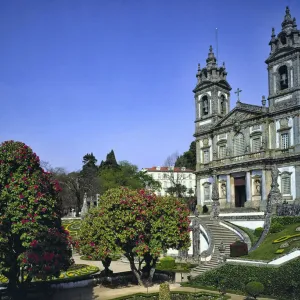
left=62, top=219, right=81, bottom=238
left=112, top=291, right=229, bottom=300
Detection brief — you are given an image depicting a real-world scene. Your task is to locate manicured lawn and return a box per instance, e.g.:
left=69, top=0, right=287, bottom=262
left=62, top=219, right=81, bottom=238
left=243, top=223, right=300, bottom=261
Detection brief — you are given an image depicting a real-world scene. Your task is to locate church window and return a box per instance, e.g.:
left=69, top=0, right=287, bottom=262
left=279, top=65, right=288, bottom=90
left=281, top=133, right=289, bottom=149
left=252, top=137, right=261, bottom=152
left=203, top=150, right=210, bottom=163
left=220, top=95, right=226, bottom=114
left=281, top=174, right=291, bottom=195
left=202, top=95, right=209, bottom=115
left=234, top=133, right=245, bottom=156
left=203, top=183, right=210, bottom=201
left=219, top=145, right=227, bottom=158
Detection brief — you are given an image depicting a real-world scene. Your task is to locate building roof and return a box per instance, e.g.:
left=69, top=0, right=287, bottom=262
left=143, top=167, right=195, bottom=173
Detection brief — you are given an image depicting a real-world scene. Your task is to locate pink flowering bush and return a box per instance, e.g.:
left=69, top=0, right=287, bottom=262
left=78, top=187, right=190, bottom=286
left=0, top=141, right=73, bottom=297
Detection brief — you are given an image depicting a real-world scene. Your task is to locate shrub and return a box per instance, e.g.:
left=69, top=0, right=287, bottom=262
left=187, top=258, right=300, bottom=299
left=159, top=282, right=170, bottom=300
left=160, top=256, right=175, bottom=269
left=254, top=227, right=263, bottom=237
left=203, top=205, right=209, bottom=214
left=245, top=281, right=264, bottom=299
left=270, top=221, right=284, bottom=233
left=272, top=216, right=300, bottom=226
left=230, top=240, right=248, bottom=257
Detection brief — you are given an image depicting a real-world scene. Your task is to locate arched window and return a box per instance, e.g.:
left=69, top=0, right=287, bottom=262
left=202, top=95, right=209, bottom=115
left=234, top=133, right=245, bottom=156
left=220, top=95, right=226, bottom=114
left=280, top=34, right=287, bottom=45
left=279, top=65, right=288, bottom=90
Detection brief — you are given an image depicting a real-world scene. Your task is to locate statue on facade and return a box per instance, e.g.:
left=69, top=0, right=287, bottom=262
left=203, top=98, right=209, bottom=114
left=255, top=179, right=261, bottom=195
left=192, top=208, right=200, bottom=258
left=221, top=183, right=226, bottom=198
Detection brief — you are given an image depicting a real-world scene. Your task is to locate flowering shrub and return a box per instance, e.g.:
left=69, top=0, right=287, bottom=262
left=78, top=187, right=191, bottom=286
left=0, top=141, right=73, bottom=294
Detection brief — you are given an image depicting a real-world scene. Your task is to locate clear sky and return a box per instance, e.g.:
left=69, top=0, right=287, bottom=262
left=0, top=0, right=299, bottom=172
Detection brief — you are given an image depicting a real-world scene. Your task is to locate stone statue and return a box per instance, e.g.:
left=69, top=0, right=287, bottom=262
left=192, top=208, right=200, bottom=258
left=203, top=98, right=209, bottom=114
left=80, top=192, right=89, bottom=219
left=255, top=179, right=261, bottom=195
left=271, top=165, right=280, bottom=189
left=221, top=183, right=227, bottom=197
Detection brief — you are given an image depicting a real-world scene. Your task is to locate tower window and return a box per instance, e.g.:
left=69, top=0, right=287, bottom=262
left=220, top=95, right=226, bottom=114
left=279, top=65, right=288, bottom=90
left=280, top=35, right=287, bottom=45
left=202, top=95, right=209, bottom=115
left=203, top=150, right=210, bottom=163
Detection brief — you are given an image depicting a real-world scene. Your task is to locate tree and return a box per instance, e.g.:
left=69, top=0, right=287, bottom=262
left=0, top=141, right=73, bottom=299
left=175, top=141, right=196, bottom=171
left=166, top=183, right=187, bottom=198
left=135, top=170, right=162, bottom=192
left=99, top=150, right=119, bottom=170
left=78, top=187, right=190, bottom=286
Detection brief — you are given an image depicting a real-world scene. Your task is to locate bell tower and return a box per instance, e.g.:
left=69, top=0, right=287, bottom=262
left=193, top=46, right=231, bottom=135
left=266, top=7, right=300, bottom=112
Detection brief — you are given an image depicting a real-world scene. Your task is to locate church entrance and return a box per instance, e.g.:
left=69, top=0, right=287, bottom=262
left=234, top=177, right=246, bottom=207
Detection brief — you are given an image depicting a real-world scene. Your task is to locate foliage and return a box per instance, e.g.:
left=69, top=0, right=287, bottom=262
left=99, top=150, right=119, bottom=170
left=187, top=259, right=300, bottom=299
left=272, top=216, right=300, bottom=225
left=0, top=141, right=73, bottom=297
left=231, top=224, right=259, bottom=246
left=244, top=222, right=300, bottom=260
left=175, top=141, right=196, bottom=171
left=159, top=257, right=175, bottom=269
left=77, top=188, right=191, bottom=285
left=245, top=281, right=264, bottom=299
left=156, top=262, right=197, bottom=273
left=159, top=282, right=171, bottom=300
left=0, top=264, right=99, bottom=284
left=166, top=184, right=187, bottom=198
left=62, top=219, right=81, bottom=237
left=269, top=221, right=284, bottom=233
left=202, top=205, right=209, bottom=214
left=254, top=227, right=263, bottom=238
left=229, top=241, right=248, bottom=257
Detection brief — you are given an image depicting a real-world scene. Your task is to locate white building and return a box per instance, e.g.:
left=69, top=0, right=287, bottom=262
left=142, top=166, right=196, bottom=197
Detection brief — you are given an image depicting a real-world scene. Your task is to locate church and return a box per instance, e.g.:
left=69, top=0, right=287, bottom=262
left=194, top=7, right=300, bottom=210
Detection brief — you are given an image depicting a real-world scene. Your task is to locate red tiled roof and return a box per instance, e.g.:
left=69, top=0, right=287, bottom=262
left=144, top=167, right=195, bottom=173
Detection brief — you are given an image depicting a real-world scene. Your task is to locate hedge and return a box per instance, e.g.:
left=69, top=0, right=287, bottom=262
left=159, top=257, right=175, bottom=269
left=187, top=259, right=300, bottom=299
left=272, top=216, right=300, bottom=226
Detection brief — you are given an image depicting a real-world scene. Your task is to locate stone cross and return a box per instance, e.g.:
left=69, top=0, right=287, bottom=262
left=235, top=88, right=242, bottom=102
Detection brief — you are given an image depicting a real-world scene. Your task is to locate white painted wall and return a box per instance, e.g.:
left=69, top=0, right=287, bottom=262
left=229, top=220, right=265, bottom=230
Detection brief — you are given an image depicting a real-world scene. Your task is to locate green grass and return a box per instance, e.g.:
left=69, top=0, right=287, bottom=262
left=243, top=222, right=300, bottom=260
left=230, top=223, right=259, bottom=246
left=156, top=262, right=197, bottom=273
left=62, top=219, right=81, bottom=238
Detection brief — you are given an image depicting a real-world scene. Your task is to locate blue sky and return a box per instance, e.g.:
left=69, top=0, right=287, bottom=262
left=0, top=0, right=299, bottom=172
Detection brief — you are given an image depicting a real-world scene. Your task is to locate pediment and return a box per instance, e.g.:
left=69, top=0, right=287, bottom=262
left=193, top=80, right=231, bottom=93
left=214, top=107, right=263, bottom=128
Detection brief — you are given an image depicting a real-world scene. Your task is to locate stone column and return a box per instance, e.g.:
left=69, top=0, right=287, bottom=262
left=295, top=166, right=300, bottom=203
left=261, top=170, right=267, bottom=201
left=197, top=178, right=201, bottom=206
left=246, top=171, right=251, bottom=202
left=226, top=174, right=231, bottom=207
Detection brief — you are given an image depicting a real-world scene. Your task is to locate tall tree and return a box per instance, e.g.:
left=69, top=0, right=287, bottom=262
left=0, top=141, right=72, bottom=299
left=99, top=150, right=119, bottom=170
left=175, top=141, right=196, bottom=170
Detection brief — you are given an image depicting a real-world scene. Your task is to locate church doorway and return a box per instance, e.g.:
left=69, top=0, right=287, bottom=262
left=234, top=177, right=246, bottom=207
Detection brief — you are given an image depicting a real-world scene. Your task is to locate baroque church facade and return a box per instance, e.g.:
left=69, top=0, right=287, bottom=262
left=194, top=7, right=300, bottom=210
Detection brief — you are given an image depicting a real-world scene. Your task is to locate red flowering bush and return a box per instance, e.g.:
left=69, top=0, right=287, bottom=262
left=78, top=187, right=190, bottom=286
left=0, top=141, right=73, bottom=297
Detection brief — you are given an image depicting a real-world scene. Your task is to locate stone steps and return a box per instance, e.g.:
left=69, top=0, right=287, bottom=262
left=191, top=220, right=242, bottom=276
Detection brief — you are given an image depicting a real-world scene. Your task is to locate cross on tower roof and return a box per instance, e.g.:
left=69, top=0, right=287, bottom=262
left=235, top=88, right=242, bottom=102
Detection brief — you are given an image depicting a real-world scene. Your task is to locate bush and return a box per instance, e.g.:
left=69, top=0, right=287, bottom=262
left=254, top=227, right=263, bottom=237
left=230, top=240, right=248, bottom=257
left=203, top=205, right=209, bottom=214
left=270, top=221, right=284, bottom=233
left=245, top=281, right=264, bottom=299
left=159, top=256, right=175, bottom=269
left=272, top=216, right=300, bottom=226
left=159, top=282, right=170, bottom=300
left=187, top=258, right=300, bottom=299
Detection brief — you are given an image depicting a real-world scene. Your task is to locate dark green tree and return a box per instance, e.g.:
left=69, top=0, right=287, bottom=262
left=99, top=150, right=119, bottom=170
left=175, top=141, right=196, bottom=170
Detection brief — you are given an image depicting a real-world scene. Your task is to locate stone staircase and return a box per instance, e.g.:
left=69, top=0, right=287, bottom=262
left=191, top=219, right=242, bottom=276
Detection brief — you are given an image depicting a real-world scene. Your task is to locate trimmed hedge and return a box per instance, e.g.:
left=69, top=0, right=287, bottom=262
left=230, top=241, right=248, bottom=257
left=187, top=259, right=300, bottom=299
left=269, top=221, right=284, bottom=233
left=272, top=216, right=300, bottom=226
left=160, top=257, right=175, bottom=269
left=245, top=281, right=264, bottom=299
left=254, top=227, right=263, bottom=238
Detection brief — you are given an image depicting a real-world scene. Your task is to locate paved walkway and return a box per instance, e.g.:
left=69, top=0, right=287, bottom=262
left=53, top=255, right=274, bottom=300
